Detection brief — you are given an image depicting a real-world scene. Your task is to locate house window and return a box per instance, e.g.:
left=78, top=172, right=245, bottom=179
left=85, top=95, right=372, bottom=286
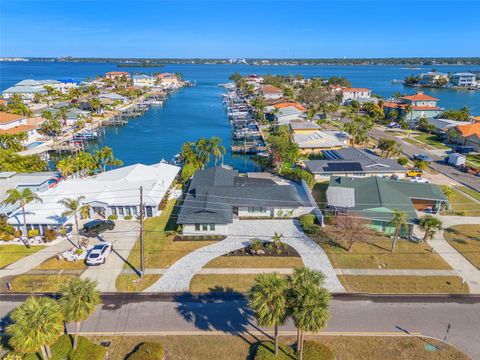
left=248, top=207, right=265, bottom=213
left=146, top=207, right=153, bottom=217
left=126, top=207, right=131, bottom=216
left=111, top=207, right=117, bottom=216
left=195, top=224, right=200, bottom=231
left=118, top=207, right=124, bottom=216
left=202, top=224, right=208, bottom=231
left=131, top=207, right=138, bottom=215
left=210, top=224, right=216, bottom=231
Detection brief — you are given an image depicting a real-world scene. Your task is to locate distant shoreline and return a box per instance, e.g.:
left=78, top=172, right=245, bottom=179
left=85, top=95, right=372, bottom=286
left=2, top=57, right=480, bottom=66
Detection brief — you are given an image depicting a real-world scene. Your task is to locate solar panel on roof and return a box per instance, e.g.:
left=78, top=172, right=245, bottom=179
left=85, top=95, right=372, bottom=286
left=323, top=162, right=363, bottom=172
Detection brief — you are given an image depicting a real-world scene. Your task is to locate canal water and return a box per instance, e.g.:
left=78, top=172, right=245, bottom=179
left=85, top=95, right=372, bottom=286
left=2, top=62, right=480, bottom=171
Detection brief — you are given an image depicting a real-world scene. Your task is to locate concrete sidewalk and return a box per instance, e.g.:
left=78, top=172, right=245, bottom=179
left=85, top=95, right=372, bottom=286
left=0, top=238, right=74, bottom=280
left=81, top=221, right=140, bottom=291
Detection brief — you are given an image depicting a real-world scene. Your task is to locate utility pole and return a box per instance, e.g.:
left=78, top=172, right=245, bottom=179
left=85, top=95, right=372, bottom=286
left=139, top=186, right=145, bottom=278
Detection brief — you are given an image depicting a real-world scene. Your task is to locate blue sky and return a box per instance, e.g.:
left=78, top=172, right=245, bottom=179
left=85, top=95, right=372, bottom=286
left=1, top=0, right=479, bottom=58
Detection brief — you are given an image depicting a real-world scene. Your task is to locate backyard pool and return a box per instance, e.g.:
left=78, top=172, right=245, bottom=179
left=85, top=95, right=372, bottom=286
left=26, top=141, right=44, bottom=149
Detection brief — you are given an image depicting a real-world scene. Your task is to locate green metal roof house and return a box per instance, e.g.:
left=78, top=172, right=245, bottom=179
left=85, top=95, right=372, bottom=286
left=326, top=176, right=449, bottom=235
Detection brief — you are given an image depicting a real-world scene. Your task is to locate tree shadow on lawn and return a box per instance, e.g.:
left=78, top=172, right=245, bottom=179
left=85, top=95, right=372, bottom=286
left=174, top=287, right=270, bottom=347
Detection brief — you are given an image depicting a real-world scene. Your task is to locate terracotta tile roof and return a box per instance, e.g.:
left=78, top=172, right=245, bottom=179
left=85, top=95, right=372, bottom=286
left=0, top=99, right=6, bottom=104
left=456, top=122, right=480, bottom=137
left=262, top=85, right=283, bottom=94
left=0, top=111, right=25, bottom=125
left=26, top=117, right=46, bottom=127
left=342, top=88, right=370, bottom=93
left=0, top=124, right=35, bottom=135
left=274, top=102, right=306, bottom=111
left=402, top=92, right=438, bottom=101
left=472, top=116, right=480, bottom=122
left=382, top=102, right=441, bottom=111
left=106, top=71, right=130, bottom=76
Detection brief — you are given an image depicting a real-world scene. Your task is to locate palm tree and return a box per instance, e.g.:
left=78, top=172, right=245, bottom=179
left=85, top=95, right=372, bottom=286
left=93, top=146, right=123, bottom=172
left=390, top=210, right=407, bottom=252
left=249, top=273, right=289, bottom=356
left=289, top=268, right=330, bottom=360
left=209, top=137, right=226, bottom=166
left=196, top=137, right=212, bottom=169
left=7, top=296, right=64, bottom=359
left=1, top=188, right=42, bottom=244
left=58, top=196, right=90, bottom=247
left=418, top=215, right=443, bottom=242
left=57, top=157, right=76, bottom=178
left=59, top=278, right=100, bottom=350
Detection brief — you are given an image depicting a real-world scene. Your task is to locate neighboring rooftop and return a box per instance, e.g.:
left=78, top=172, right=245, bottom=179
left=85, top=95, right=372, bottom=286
left=289, top=120, right=320, bottom=131
left=262, top=84, right=283, bottom=94
left=0, top=111, right=25, bottom=124
left=402, top=92, right=438, bottom=101
left=305, top=148, right=407, bottom=174
left=326, top=176, right=448, bottom=223
left=456, top=122, right=480, bottom=137
left=293, top=130, right=349, bottom=149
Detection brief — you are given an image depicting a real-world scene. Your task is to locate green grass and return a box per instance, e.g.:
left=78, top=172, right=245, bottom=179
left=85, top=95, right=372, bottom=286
left=126, top=199, right=215, bottom=269
left=4, top=274, right=77, bottom=293
left=87, top=335, right=469, bottom=360
left=115, top=274, right=161, bottom=292
left=36, top=256, right=86, bottom=270
left=441, top=186, right=480, bottom=216
left=402, top=137, right=430, bottom=150
left=444, top=225, right=480, bottom=269
left=316, top=229, right=451, bottom=270
left=204, top=256, right=303, bottom=268
left=458, top=186, right=480, bottom=202
left=339, top=275, right=469, bottom=294
left=466, top=153, right=480, bottom=167
left=412, top=133, right=450, bottom=149
left=0, top=245, right=45, bottom=269
left=190, top=274, right=289, bottom=293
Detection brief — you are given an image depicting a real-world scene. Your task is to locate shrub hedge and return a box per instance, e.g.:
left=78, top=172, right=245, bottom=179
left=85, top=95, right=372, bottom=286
left=127, top=342, right=165, bottom=360
left=108, top=214, right=118, bottom=220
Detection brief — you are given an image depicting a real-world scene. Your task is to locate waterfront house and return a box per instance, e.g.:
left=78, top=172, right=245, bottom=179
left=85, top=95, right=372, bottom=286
left=65, top=108, right=91, bottom=126
left=448, top=73, right=477, bottom=87
left=293, top=130, right=349, bottom=155
left=133, top=74, right=156, bottom=88
left=383, top=92, right=443, bottom=128
left=454, top=122, right=480, bottom=151
left=418, top=71, right=448, bottom=87
left=99, top=93, right=128, bottom=103
left=177, top=167, right=314, bottom=235
left=272, top=102, right=306, bottom=112
left=0, top=172, right=59, bottom=215
left=156, top=73, right=180, bottom=88
left=304, top=147, right=407, bottom=181
left=326, top=176, right=448, bottom=236
left=7, top=162, right=180, bottom=235
left=426, top=118, right=471, bottom=135
left=105, top=71, right=131, bottom=81
left=2, top=86, right=47, bottom=101
left=262, top=85, right=283, bottom=100
left=0, top=111, right=37, bottom=142
left=275, top=106, right=305, bottom=125
left=341, top=88, right=371, bottom=104
left=245, top=75, right=264, bottom=86
left=289, top=120, right=321, bottom=134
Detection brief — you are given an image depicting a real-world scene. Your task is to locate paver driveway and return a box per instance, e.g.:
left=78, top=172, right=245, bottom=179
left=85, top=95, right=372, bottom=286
left=146, top=220, right=345, bottom=293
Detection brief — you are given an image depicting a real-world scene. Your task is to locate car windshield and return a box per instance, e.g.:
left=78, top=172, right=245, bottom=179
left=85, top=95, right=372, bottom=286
left=89, top=253, right=100, bottom=258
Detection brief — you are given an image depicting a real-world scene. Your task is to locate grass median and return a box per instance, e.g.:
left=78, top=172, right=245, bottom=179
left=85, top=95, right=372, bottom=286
left=88, top=334, right=468, bottom=360
left=0, top=244, right=45, bottom=269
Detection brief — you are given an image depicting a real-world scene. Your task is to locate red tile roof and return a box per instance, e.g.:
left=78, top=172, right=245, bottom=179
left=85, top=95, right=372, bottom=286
left=0, top=124, right=35, bottom=135
left=472, top=116, right=480, bottom=122
left=0, top=111, right=25, bottom=125
left=402, top=92, right=438, bottom=101
left=342, top=88, right=370, bottom=93
left=456, top=122, right=480, bottom=138
left=106, top=71, right=130, bottom=76
left=262, top=85, right=283, bottom=94
left=274, top=102, right=306, bottom=111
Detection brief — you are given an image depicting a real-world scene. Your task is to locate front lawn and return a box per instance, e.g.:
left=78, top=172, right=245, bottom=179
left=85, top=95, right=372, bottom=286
left=444, top=225, right=480, bottom=269
left=0, top=245, right=45, bottom=269
left=339, top=275, right=468, bottom=294
left=316, top=229, right=451, bottom=270
left=88, top=335, right=468, bottom=360
left=204, top=256, right=303, bottom=268
left=36, top=256, right=86, bottom=270
left=413, top=133, right=450, bottom=149
left=126, top=199, right=215, bottom=269
left=4, top=274, right=77, bottom=293
left=190, top=274, right=288, bottom=293
left=441, top=186, right=480, bottom=216
left=115, top=274, right=160, bottom=292
left=459, top=186, right=480, bottom=202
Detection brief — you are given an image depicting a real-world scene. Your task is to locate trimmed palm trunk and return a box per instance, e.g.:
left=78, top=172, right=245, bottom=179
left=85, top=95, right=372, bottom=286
left=74, top=321, right=81, bottom=349
left=298, top=330, right=305, bottom=360
left=274, top=324, right=279, bottom=356
left=40, top=345, right=48, bottom=360
left=45, top=344, right=52, bottom=359
left=74, top=213, right=81, bottom=248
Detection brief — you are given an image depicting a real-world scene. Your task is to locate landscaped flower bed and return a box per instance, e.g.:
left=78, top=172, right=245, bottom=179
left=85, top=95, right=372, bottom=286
left=226, top=239, right=300, bottom=257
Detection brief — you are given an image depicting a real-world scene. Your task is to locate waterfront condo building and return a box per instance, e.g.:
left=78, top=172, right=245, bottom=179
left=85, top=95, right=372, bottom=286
left=448, top=73, right=477, bottom=87
left=382, top=92, right=443, bottom=127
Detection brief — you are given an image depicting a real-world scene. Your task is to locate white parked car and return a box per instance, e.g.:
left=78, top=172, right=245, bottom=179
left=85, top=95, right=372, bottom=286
left=85, top=242, right=113, bottom=266
left=408, top=176, right=430, bottom=183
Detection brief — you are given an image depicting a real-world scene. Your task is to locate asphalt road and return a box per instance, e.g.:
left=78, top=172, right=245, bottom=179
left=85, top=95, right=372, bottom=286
left=370, top=127, right=480, bottom=191
left=1, top=294, right=479, bottom=359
